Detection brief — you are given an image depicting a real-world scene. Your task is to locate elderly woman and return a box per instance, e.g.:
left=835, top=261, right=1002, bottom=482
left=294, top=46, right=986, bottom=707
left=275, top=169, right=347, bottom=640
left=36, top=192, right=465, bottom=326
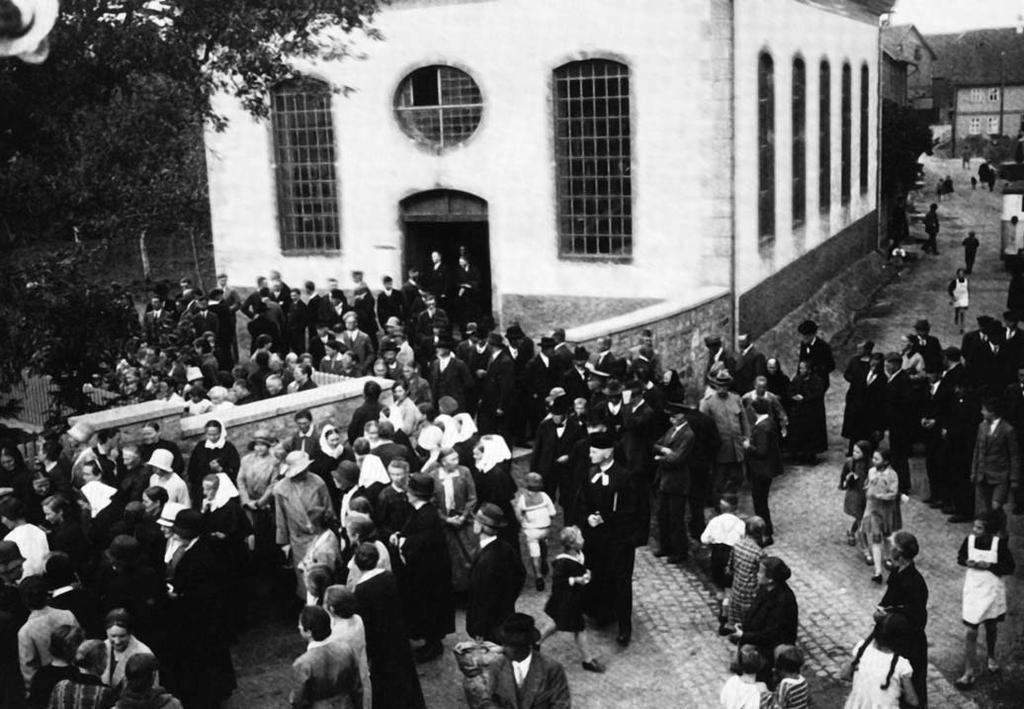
left=200, top=472, right=252, bottom=635
left=787, top=359, right=827, bottom=464
left=731, top=556, right=798, bottom=685
left=472, top=435, right=519, bottom=548
left=427, top=447, right=478, bottom=592
left=101, top=609, right=155, bottom=691
left=311, top=424, right=354, bottom=507
left=186, top=419, right=240, bottom=505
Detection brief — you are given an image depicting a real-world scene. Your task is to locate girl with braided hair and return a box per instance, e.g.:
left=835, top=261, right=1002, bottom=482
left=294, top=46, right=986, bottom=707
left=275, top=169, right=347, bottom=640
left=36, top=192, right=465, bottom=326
left=843, top=613, right=918, bottom=707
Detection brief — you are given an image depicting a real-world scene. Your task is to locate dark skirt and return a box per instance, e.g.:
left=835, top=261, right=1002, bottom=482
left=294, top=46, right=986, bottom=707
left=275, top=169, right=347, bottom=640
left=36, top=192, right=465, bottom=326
left=544, top=557, right=586, bottom=632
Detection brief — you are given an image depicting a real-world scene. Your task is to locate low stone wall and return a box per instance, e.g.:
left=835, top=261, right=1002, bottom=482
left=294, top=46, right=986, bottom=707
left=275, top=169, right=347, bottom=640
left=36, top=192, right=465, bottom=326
left=565, top=287, right=732, bottom=381
left=68, top=377, right=394, bottom=452
left=501, top=294, right=662, bottom=337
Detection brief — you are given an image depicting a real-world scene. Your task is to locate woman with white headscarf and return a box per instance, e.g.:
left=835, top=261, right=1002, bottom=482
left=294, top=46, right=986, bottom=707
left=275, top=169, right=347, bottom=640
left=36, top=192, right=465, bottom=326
left=310, top=424, right=355, bottom=510
left=452, top=412, right=480, bottom=469
left=415, top=424, right=444, bottom=472
left=472, top=434, right=519, bottom=548
left=186, top=419, right=240, bottom=506
left=199, top=471, right=252, bottom=636
left=352, top=438, right=390, bottom=509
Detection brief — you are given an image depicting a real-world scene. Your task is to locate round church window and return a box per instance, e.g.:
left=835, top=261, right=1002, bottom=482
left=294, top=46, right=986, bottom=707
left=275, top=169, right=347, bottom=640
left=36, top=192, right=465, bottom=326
left=395, top=65, right=483, bottom=150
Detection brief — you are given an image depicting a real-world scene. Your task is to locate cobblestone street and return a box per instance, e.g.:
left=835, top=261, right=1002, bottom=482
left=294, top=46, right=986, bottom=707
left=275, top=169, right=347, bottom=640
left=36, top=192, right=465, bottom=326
left=229, top=156, right=1022, bottom=707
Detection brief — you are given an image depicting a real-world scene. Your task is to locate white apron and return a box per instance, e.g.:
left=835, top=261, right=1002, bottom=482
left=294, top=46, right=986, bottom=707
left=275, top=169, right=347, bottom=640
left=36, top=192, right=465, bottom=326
left=952, top=278, right=969, bottom=308
left=961, top=534, right=1006, bottom=624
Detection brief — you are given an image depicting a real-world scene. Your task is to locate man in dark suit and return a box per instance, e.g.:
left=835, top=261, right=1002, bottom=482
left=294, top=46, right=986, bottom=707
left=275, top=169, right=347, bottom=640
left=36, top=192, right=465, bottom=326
left=883, top=353, right=915, bottom=494
left=961, top=315, right=997, bottom=393
left=560, top=347, right=591, bottom=403
left=285, top=288, right=309, bottom=355
left=351, top=544, right=426, bottom=709
left=506, top=325, right=536, bottom=445
left=376, top=276, right=405, bottom=332
left=652, top=402, right=694, bottom=563
left=920, top=366, right=952, bottom=509
left=207, top=289, right=236, bottom=369
left=797, top=319, right=836, bottom=390
left=143, top=295, right=175, bottom=346
left=401, top=269, right=425, bottom=323
left=426, top=251, right=454, bottom=312
left=914, top=319, right=943, bottom=371
left=484, top=614, right=574, bottom=705
left=530, top=396, right=586, bottom=507
left=459, top=325, right=490, bottom=416
left=732, top=334, right=767, bottom=396
left=971, top=397, right=1020, bottom=522
left=619, top=378, right=658, bottom=544
left=190, top=294, right=220, bottom=343
left=351, top=284, right=378, bottom=351
left=347, top=381, right=384, bottom=445
left=479, top=333, right=516, bottom=439
left=525, top=337, right=562, bottom=428
left=429, top=337, right=474, bottom=412
left=592, top=336, right=627, bottom=380
left=550, top=329, right=574, bottom=377
left=414, top=294, right=449, bottom=343
left=682, top=398, right=720, bottom=540
left=466, top=504, right=526, bottom=642
left=878, top=532, right=929, bottom=707
left=703, top=335, right=736, bottom=379
left=285, top=409, right=319, bottom=457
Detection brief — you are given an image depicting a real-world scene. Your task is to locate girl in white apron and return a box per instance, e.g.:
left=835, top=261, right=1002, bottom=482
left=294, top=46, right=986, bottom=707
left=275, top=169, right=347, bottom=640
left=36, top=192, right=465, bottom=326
left=954, top=512, right=1016, bottom=689
left=947, top=268, right=969, bottom=334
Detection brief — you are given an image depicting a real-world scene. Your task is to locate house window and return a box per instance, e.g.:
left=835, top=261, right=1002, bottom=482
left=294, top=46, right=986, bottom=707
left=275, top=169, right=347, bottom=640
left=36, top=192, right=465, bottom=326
left=989, top=87, right=1000, bottom=102
left=988, top=115, right=1001, bottom=134
left=395, top=65, right=483, bottom=150
left=270, top=78, right=341, bottom=253
left=554, top=59, right=632, bottom=259
left=792, top=57, right=806, bottom=229
left=970, top=88, right=985, bottom=102
left=860, top=63, right=869, bottom=195
left=758, top=52, right=775, bottom=247
left=969, top=117, right=982, bottom=134
left=819, top=60, right=831, bottom=216
left=841, top=62, right=852, bottom=206
left=913, top=46, right=922, bottom=61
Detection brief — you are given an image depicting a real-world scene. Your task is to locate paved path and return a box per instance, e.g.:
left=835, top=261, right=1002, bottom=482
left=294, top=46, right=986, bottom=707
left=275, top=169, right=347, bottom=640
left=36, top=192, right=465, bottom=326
left=230, top=156, right=1023, bottom=707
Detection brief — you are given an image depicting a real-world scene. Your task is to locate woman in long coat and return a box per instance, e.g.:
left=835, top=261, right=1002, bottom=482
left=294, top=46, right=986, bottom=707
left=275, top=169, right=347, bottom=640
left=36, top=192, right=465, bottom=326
left=787, top=359, right=827, bottom=462
left=200, top=471, right=252, bottom=636
left=187, top=419, right=240, bottom=505
left=841, top=352, right=886, bottom=453
left=395, top=474, right=454, bottom=662
left=471, top=435, right=519, bottom=548
left=426, top=447, right=478, bottom=592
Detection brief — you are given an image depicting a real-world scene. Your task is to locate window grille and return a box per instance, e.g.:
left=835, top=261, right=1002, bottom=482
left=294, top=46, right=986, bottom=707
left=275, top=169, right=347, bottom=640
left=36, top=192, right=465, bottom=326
left=270, top=78, right=341, bottom=253
left=758, top=52, right=776, bottom=247
left=969, top=117, right=981, bottom=134
left=792, top=57, right=806, bottom=229
left=553, top=59, right=633, bottom=259
left=819, top=60, right=831, bottom=216
left=988, top=115, right=1001, bottom=134
left=395, top=66, right=483, bottom=150
left=989, top=87, right=1000, bottom=102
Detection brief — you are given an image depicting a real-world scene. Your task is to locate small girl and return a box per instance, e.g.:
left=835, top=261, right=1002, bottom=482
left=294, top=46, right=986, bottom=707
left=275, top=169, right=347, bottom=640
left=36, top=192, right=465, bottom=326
left=515, top=472, right=557, bottom=591
left=859, top=448, right=901, bottom=584
left=948, top=268, right=970, bottom=333
left=839, top=440, right=873, bottom=546
left=185, top=386, right=213, bottom=417
left=726, top=516, right=767, bottom=636
left=539, top=526, right=604, bottom=673
left=720, top=644, right=770, bottom=709
left=954, top=510, right=1016, bottom=689
left=773, top=645, right=809, bottom=709
left=700, top=493, right=746, bottom=631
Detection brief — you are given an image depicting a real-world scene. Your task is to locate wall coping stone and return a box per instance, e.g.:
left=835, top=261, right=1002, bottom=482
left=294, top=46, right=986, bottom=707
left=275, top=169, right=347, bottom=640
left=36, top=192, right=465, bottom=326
left=179, top=376, right=394, bottom=437
left=67, top=400, right=185, bottom=431
left=565, top=286, right=731, bottom=342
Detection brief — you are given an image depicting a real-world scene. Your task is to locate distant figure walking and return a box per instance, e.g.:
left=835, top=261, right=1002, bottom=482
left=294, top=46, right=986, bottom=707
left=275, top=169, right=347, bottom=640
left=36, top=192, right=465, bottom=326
left=963, top=148, right=972, bottom=168
left=923, top=203, right=940, bottom=255
left=948, top=269, right=970, bottom=334
left=962, top=231, right=979, bottom=274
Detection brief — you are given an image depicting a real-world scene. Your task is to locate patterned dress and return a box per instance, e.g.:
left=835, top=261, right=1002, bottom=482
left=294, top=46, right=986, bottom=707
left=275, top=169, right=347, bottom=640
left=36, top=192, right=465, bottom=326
left=728, top=537, right=766, bottom=625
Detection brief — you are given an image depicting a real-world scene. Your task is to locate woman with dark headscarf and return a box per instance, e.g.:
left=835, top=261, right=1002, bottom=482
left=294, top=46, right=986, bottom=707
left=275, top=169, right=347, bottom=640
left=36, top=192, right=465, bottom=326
left=730, top=556, right=798, bottom=685
left=764, top=358, right=790, bottom=406
left=659, top=369, right=687, bottom=404
left=787, top=359, right=827, bottom=463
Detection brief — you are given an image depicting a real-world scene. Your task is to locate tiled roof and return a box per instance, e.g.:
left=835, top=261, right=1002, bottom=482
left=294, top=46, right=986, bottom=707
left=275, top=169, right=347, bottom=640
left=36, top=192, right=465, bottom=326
left=882, top=24, right=936, bottom=62
left=926, top=26, right=1024, bottom=85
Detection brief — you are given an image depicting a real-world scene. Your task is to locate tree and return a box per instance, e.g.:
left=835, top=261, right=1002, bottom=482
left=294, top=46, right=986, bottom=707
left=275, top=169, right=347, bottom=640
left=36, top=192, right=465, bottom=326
left=880, top=100, right=932, bottom=197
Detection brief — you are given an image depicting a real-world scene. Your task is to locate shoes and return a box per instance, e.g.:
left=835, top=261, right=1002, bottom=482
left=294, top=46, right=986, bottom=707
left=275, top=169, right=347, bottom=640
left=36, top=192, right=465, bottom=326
left=414, top=642, right=443, bottom=663
left=871, top=574, right=883, bottom=585
left=535, top=578, right=546, bottom=592
left=616, top=634, right=631, bottom=647
left=953, top=674, right=975, bottom=690
left=947, top=514, right=972, bottom=523
left=845, top=531, right=857, bottom=546
left=582, top=659, right=606, bottom=673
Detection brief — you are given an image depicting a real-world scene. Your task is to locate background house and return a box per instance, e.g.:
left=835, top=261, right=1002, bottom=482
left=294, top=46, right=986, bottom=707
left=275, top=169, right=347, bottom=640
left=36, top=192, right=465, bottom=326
left=881, top=24, right=936, bottom=118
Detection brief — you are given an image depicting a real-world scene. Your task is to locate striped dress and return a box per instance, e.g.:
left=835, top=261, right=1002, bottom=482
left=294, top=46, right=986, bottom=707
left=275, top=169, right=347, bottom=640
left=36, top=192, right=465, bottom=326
left=775, top=676, right=810, bottom=709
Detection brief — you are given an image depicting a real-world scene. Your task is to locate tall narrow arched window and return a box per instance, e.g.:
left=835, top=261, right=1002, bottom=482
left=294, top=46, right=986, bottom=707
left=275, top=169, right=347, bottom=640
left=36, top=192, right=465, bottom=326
left=819, top=60, right=831, bottom=216
left=841, top=62, right=852, bottom=206
left=860, top=63, right=870, bottom=195
left=792, top=57, right=806, bottom=229
left=553, top=59, right=632, bottom=259
left=270, top=78, right=341, bottom=253
left=758, top=52, right=775, bottom=247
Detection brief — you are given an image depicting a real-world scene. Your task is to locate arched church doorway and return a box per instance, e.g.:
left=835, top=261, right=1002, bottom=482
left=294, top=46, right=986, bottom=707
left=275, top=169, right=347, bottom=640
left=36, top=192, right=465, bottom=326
left=400, top=189, right=492, bottom=329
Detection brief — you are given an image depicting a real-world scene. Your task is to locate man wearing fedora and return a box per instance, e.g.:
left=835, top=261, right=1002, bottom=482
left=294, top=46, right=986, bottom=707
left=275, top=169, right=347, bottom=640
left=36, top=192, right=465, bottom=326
left=704, top=335, right=736, bottom=381
left=560, top=347, right=591, bottom=403
left=430, top=336, right=474, bottom=413
left=274, top=451, right=332, bottom=602
left=467, top=503, right=526, bottom=643
left=797, top=319, right=835, bottom=391
left=479, top=332, right=516, bottom=440
left=484, top=613, right=570, bottom=709
left=701, top=369, right=751, bottom=497
left=526, top=337, right=563, bottom=427
left=163, top=508, right=237, bottom=708
left=531, top=396, right=587, bottom=514
left=653, top=401, right=696, bottom=564
left=507, top=325, right=536, bottom=445
left=577, top=432, right=637, bottom=646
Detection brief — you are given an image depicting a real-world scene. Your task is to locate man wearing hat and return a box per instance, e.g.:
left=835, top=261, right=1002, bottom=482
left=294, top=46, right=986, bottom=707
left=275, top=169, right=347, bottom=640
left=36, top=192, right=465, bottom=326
left=577, top=431, right=637, bottom=646
left=593, top=378, right=625, bottom=438
left=340, top=311, right=375, bottom=375
left=479, top=332, right=516, bottom=439
left=526, top=336, right=562, bottom=427
left=593, top=336, right=627, bottom=381
left=531, top=395, right=587, bottom=516
left=164, top=508, right=237, bottom=707
left=700, top=369, right=751, bottom=496
left=467, top=503, right=526, bottom=643
left=484, top=613, right=570, bottom=708
left=652, top=401, right=696, bottom=564
left=377, top=275, right=406, bottom=331
left=704, top=335, right=736, bottom=381
left=797, top=320, right=835, bottom=391
left=273, top=451, right=332, bottom=600
left=561, top=346, right=591, bottom=403
left=506, top=324, right=536, bottom=445
left=429, top=335, right=474, bottom=413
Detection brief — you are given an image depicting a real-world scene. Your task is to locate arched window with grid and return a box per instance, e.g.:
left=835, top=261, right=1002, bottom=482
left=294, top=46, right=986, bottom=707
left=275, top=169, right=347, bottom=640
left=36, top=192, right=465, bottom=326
left=758, top=52, right=775, bottom=247
left=792, top=56, right=806, bottom=230
left=270, top=78, right=341, bottom=253
left=841, top=62, right=852, bottom=206
left=553, top=59, right=633, bottom=259
left=860, top=62, right=870, bottom=195
left=819, top=60, right=831, bottom=216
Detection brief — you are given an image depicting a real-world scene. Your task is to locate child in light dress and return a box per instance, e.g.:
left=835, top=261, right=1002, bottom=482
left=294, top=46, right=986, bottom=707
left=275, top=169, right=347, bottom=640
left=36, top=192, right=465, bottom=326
left=720, top=644, right=771, bottom=709
left=515, top=472, right=557, bottom=591
left=700, top=493, right=746, bottom=630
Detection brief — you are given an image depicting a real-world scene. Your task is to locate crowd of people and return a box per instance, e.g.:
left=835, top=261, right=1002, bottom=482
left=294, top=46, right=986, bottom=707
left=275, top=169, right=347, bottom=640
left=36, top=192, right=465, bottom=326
left=0, top=254, right=1020, bottom=709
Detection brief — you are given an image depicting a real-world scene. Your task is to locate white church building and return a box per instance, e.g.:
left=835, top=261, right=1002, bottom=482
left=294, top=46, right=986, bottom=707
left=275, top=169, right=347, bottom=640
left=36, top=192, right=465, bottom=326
left=205, top=0, right=892, bottom=356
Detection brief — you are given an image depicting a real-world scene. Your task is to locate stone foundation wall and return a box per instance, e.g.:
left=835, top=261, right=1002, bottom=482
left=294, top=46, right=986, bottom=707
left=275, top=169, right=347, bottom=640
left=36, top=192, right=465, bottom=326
left=500, top=294, right=662, bottom=339
left=565, top=287, right=732, bottom=383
